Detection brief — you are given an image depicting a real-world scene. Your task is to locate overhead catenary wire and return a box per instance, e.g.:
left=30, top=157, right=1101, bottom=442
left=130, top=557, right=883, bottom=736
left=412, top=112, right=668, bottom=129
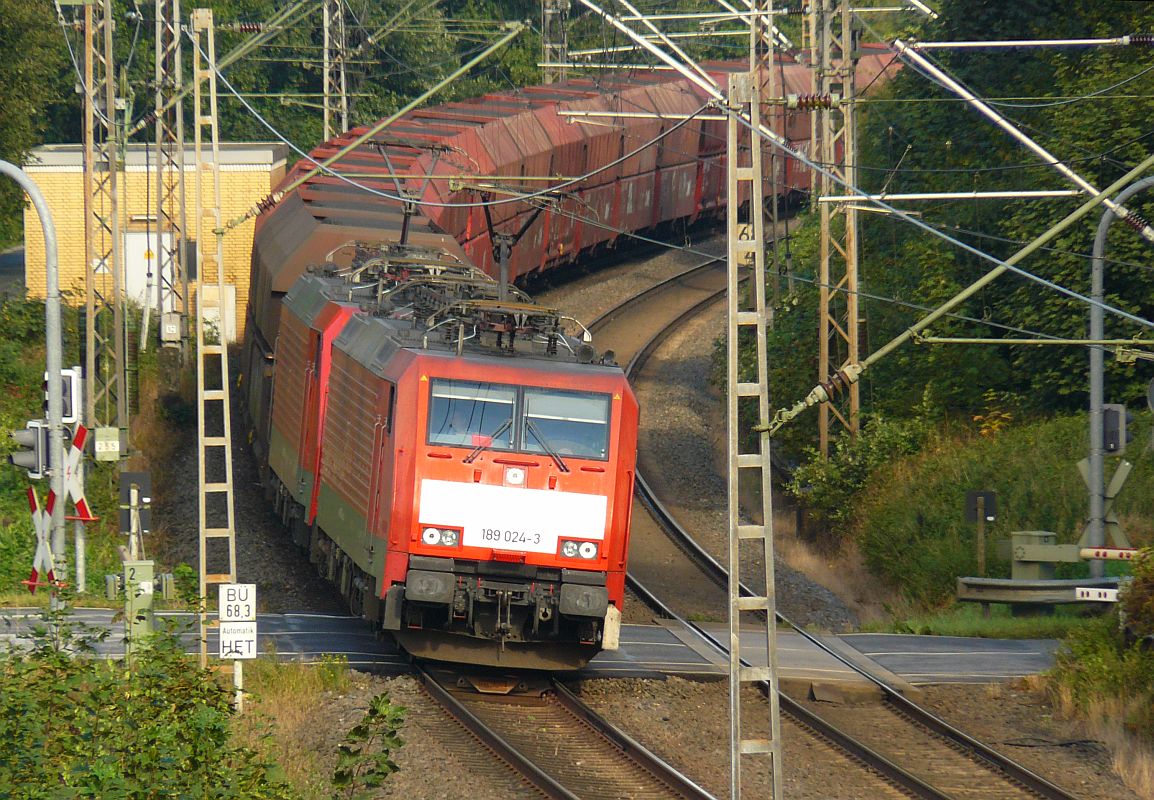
left=767, top=151, right=1154, bottom=433
left=988, top=62, right=1154, bottom=109
left=130, top=0, right=319, bottom=136
left=198, top=27, right=1140, bottom=356
left=208, top=21, right=528, bottom=232
left=194, top=31, right=713, bottom=213
left=199, top=2, right=1154, bottom=335
left=181, top=1, right=1154, bottom=339
left=576, top=0, right=1154, bottom=330
left=206, top=44, right=1115, bottom=349
left=894, top=38, right=1154, bottom=233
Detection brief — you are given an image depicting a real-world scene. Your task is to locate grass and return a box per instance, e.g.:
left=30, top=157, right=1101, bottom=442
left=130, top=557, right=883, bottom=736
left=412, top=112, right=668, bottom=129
left=774, top=514, right=900, bottom=625
left=1045, top=615, right=1154, bottom=797
left=233, top=655, right=354, bottom=800
left=862, top=601, right=1107, bottom=639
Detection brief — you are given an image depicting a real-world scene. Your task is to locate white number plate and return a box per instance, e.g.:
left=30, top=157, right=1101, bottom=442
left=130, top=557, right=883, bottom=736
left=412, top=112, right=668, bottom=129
left=420, top=479, right=606, bottom=555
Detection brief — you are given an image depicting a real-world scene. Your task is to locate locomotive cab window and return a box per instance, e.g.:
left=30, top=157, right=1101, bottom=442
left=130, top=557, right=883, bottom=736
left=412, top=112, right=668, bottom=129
left=428, top=380, right=515, bottom=448
left=426, top=380, right=611, bottom=460
left=522, top=388, right=610, bottom=460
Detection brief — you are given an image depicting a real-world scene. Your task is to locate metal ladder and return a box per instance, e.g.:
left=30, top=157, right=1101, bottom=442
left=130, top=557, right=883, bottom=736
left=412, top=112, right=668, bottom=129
left=726, top=65, right=783, bottom=800
left=191, top=8, right=238, bottom=671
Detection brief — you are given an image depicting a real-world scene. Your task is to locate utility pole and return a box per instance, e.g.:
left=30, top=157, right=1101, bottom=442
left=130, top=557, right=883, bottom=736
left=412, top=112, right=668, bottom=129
left=811, top=0, right=860, bottom=455
left=192, top=8, right=240, bottom=702
left=726, top=1, right=782, bottom=797
left=542, top=0, right=570, bottom=84
left=83, top=0, right=128, bottom=432
left=323, top=0, right=349, bottom=140
left=154, top=0, right=189, bottom=354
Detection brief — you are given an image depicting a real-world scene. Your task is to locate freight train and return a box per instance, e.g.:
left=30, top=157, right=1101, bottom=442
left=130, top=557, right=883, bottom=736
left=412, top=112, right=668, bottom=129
left=242, top=55, right=891, bottom=668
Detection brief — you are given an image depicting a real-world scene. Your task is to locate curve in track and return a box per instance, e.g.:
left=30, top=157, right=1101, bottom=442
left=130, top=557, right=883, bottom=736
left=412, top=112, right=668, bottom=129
left=588, top=252, right=1081, bottom=800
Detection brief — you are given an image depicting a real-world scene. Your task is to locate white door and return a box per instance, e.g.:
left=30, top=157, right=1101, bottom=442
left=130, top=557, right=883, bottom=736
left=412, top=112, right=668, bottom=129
left=123, top=230, right=173, bottom=309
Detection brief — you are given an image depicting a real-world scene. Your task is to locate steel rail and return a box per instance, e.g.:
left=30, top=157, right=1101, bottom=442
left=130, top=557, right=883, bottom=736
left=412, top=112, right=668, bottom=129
left=550, top=680, right=716, bottom=800
left=608, top=274, right=1080, bottom=800
left=416, top=665, right=576, bottom=800
left=585, top=257, right=946, bottom=798
left=418, top=665, right=714, bottom=799
left=632, top=450, right=1077, bottom=799
left=585, top=253, right=726, bottom=331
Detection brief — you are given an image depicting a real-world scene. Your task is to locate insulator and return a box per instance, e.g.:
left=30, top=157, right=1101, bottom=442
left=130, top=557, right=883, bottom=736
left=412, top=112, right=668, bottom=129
left=788, top=93, right=834, bottom=110
left=236, top=22, right=263, bottom=33
left=818, top=367, right=855, bottom=401
left=1123, top=210, right=1152, bottom=233
left=137, top=110, right=158, bottom=127
left=254, top=194, right=277, bottom=214
left=1130, top=34, right=1154, bottom=46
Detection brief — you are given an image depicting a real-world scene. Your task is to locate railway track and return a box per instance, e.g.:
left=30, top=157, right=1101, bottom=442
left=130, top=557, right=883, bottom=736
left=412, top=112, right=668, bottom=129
left=417, top=666, right=713, bottom=800
left=587, top=254, right=1081, bottom=800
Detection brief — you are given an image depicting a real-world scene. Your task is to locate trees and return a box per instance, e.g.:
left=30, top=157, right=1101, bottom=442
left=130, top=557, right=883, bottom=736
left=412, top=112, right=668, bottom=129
left=769, top=1, right=1154, bottom=447
left=0, top=0, right=68, bottom=244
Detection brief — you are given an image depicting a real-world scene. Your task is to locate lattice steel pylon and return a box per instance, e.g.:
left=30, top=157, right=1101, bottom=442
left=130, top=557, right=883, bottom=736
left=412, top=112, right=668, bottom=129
left=542, top=0, right=570, bottom=84
left=155, top=0, right=189, bottom=351
left=83, top=0, right=128, bottom=429
left=323, top=0, right=349, bottom=141
left=811, top=0, right=860, bottom=455
left=192, top=8, right=238, bottom=673
left=725, top=1, right=782, bottom=796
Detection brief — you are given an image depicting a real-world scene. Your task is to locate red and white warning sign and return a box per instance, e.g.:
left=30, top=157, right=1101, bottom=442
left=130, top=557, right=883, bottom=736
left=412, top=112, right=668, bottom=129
left=25, top=487, right=55, bottom=594
left=63, top=425, right=96, bottom=522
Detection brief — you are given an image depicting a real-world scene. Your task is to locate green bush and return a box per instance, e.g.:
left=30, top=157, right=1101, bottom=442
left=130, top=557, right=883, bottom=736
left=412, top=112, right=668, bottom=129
left=787, top=407, right=935, bottom=526
left=1049, top=614, right=1154, bottom=742
left=1121, top=547, right=1154, bottom=638
left=0, top=611, right=296, bottom=799
left=850, top=414, right=1154, bottom=605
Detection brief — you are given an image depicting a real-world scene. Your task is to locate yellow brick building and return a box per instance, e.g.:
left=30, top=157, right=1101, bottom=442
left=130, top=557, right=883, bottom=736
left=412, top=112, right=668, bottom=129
left=22, top=143, right=287, bottom=341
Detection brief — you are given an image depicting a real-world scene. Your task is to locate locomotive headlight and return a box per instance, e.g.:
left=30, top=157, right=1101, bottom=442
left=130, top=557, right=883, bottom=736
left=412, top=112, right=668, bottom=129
left=421, top=527, right=460, bottom=547
left=560, top=540, right=599, bottom=559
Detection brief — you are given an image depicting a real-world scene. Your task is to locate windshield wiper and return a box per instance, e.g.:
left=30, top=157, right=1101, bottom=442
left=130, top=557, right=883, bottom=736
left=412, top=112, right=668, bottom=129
left=526, top=420, right=570, bottom=473
left=462, top=418, right=512, bottom=464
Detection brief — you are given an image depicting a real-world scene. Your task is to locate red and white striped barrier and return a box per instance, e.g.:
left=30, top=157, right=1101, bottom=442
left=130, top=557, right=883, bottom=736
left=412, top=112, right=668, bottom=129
left=1080, top=547, right=1139, bottom=561
left=1076, top=587, right=1119, bottom=602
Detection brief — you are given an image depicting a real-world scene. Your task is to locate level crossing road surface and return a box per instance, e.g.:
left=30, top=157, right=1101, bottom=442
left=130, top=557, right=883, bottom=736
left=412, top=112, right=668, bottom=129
left=837, top=633, right=1060, bottom=684
left=1, top=608, right=1058, bottom=684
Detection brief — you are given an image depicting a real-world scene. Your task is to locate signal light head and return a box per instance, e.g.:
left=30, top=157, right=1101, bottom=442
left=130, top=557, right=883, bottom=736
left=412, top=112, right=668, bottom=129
left=43, top=367, right=81, bottom=425
left=7, top=420, right=48, bottom=480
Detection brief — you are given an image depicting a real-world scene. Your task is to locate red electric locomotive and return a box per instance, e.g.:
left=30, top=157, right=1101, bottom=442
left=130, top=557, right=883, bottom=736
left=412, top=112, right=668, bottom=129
left=264, top=243, right=637, bottom=669
left=244, top=57, right=895, bottom=669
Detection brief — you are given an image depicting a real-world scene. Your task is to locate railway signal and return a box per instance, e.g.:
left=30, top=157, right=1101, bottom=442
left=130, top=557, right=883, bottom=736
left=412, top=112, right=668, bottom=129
left=8, top=420, right=48, bottom=479
left=43, top=366, right=82, bottom=425
left=1102, top=403, right=1133, bottom=454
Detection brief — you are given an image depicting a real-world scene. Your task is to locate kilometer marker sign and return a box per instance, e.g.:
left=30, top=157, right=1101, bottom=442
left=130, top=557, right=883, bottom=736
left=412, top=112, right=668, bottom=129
left=218, top=584, right=258, bottom=659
